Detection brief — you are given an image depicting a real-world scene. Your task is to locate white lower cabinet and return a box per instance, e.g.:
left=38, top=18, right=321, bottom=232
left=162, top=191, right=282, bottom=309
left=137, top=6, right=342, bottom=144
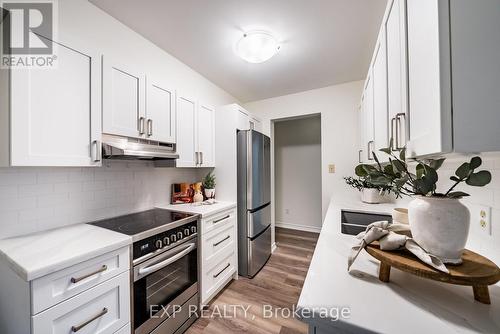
left=31, top=247, right=129, bottom=314
left=200, top=208, right=237, bottom=304
left=32, top=271, right=130, bottom=334
left=0, top=247, right=130, bottom=334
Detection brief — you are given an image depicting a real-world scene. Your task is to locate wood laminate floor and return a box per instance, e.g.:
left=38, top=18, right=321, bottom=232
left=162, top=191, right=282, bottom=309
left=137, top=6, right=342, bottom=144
left=187, top=227, right=319, bottom=334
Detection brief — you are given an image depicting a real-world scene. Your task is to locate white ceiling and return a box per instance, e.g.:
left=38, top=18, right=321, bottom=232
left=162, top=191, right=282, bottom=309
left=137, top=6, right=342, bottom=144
left=90, top=0, right=387, bottom=102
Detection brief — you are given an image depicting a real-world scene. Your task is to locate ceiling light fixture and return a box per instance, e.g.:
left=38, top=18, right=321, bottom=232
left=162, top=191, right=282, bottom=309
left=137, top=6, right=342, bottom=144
left=235, top=30, right=280, bottom=64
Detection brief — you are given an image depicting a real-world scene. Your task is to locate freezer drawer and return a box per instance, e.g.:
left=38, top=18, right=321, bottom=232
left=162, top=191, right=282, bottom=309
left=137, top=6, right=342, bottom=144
left=247, top=202, right=271, bottom=238
left=248, top=225, right=272, bottom=277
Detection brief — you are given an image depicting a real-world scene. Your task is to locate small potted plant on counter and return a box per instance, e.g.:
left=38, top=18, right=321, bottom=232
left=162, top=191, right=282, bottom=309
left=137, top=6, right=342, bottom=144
left=202, top=171, right=216, bottom=200
left=355, top=143, right=492, bottom=264
left=344, top=176, right=392, bottom=204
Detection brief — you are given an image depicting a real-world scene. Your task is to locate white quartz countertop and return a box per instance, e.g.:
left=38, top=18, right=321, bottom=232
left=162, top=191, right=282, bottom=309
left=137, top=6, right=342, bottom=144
left=297, top=199, right=500, bottom=333
left=0, top=224, right=131, bottom=281
left=157, top=201, right=236, bottom=217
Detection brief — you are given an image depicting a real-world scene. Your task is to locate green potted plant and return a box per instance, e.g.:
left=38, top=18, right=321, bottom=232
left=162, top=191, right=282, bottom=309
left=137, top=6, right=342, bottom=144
left=202, top=171, right=216, bottom=199
left=344, top=176, right=392, bottom=204
left=355, top=142, right=492, bottom=263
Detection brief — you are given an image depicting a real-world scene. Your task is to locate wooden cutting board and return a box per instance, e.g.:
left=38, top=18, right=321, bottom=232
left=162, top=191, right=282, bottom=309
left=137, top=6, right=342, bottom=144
left=365, top=242, right=500, bottom=304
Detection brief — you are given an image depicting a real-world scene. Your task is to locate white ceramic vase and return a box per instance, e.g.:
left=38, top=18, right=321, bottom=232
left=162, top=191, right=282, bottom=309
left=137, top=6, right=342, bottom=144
left=361, top=188, right=383, bottom=204
left=204, top=188, right=215, bottom=199
left=408, top=196, right=470, bottom=264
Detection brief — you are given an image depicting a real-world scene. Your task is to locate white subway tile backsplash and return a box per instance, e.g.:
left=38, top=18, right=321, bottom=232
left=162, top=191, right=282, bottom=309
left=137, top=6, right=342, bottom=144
left=0, top=161, right=202, bottom=239
left=0, top=185, right=18, bottom=199
left=19, top=183, right=54, bottom=197
left=0, top=197, right=37, bottom=212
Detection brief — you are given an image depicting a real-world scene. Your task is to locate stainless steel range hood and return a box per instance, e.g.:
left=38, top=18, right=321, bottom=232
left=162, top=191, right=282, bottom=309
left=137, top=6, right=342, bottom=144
left=102, top=134, right=179, bottom=165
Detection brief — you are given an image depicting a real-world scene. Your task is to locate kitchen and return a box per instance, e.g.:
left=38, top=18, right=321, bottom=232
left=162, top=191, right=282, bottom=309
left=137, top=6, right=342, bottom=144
left=0, top=0, right=499, bottom=334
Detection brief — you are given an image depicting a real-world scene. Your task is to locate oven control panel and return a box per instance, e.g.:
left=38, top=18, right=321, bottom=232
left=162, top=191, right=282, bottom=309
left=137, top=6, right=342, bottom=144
left=133, top=220, right=198, bottom=260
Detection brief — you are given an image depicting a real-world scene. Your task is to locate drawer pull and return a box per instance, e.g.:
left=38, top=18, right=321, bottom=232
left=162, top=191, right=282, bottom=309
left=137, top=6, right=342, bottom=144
left=71, top=307, right=108, bottom=332
left=70, top=265, right=107, bottom=284
left=213, top=215, right=230, bottom=225
left=213, top=235, right=230, bottom=247
left=213, top=263, right=231, bottom=278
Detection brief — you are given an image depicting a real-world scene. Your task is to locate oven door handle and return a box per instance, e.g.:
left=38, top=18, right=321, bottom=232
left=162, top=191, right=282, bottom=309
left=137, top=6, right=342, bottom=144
left=138, top=243, right=196, bottom=276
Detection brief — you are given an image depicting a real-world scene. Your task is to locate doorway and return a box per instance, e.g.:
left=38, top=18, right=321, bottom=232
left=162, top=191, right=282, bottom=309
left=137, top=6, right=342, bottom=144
left=273, top=114, right=322, bottom=233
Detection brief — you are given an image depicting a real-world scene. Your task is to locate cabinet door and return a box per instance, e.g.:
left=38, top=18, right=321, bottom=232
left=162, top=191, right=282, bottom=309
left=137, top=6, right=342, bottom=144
left=386, top=0, right=408, bottom=151
left=102, top=57, right=145, bottom=138
left=197, top=103, right=216, bottom=167
left=237, top=108, right=250, bottom=130
left=176, top=94, right=197, bottom=167
left=372, top=33, right=389, bottom=159
left=10, top=37, right=101, bottom=166
left=406, top=0, right=452, bottom=157
left=146, top=76, right=175, bottom=143
left=363, top=75, right=375, bottom=162
left=357, top=102, right=365, bottom=163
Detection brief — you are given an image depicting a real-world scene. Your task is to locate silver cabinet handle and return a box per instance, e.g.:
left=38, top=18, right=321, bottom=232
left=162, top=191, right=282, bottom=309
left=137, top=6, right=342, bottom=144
left=358, top=150, right=362, bottom=163
left=367, top=141, right=374, bottom=160
left=213, top=263, right=230, bottom=278
left=395, top=113, right=406, bottom=149
left=91, top=140, right=101, bottom=162
left=200, top=152, right=203, bottom=166
left=71, top=265, right=107, bottom=284
left=71, top=307, right=108, bottom=332
left=147, top=119, right=153, bottom=137
left=138, top=117, right=146, bottom=135
left=390, top=117, right=397, bottom=151
left=213, top=235, right=230, bottom=247
left=195, top=152, right=199, bottom=166
left=213, top=215, right=230, bottom=225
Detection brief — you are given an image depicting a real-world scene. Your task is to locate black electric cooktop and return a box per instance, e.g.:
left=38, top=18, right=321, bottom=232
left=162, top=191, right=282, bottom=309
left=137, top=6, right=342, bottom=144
left=90, top=208, right=194, bottom=239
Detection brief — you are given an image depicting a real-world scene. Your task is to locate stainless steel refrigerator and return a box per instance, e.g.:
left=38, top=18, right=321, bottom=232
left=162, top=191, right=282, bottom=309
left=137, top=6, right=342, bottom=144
left=237, top=129, right=272, bottom=278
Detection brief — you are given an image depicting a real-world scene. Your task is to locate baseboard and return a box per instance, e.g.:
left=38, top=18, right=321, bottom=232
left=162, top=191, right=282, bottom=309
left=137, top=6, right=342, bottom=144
left=275, top=221, right=321, bottom=233
left=271, top=242, right=277, bottom=253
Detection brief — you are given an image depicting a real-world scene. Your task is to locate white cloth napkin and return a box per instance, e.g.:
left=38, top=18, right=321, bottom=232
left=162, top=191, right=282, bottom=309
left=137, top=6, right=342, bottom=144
left=348, top=221, right=449, bottom=273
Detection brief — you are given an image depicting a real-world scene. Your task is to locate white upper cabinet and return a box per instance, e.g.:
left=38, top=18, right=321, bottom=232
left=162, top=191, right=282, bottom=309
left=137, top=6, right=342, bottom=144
left=102, top=57, right=145, bottom=139
left=176, top=94, right=198, bottom=167
left=406, top=0, right=452, bottom=157
left=372, top=31, right=389, bottom=159
left=146, top=77, right=176, bottom=143
left=363, top=75, right=375, bottom=162
left=197, top=103, right=216, bottom=167
left=7, top=37, right=101, bottom=167
left=360, top=0, right=500, bottom=159
left=385, top=0, right=408, bottom=151
left=176, top=95, right=216, bottom=168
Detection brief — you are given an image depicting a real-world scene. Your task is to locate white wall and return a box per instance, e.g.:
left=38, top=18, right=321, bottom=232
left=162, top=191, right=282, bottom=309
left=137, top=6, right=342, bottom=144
left=0, top=0, right=237, bottom=239
left=244, top=81, right=363, bottom=222
left=274, top=116, right=322, bottom=232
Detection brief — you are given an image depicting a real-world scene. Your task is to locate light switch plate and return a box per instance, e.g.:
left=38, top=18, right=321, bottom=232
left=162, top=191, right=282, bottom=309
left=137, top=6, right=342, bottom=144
left=328, top=164, right=336, bottom=173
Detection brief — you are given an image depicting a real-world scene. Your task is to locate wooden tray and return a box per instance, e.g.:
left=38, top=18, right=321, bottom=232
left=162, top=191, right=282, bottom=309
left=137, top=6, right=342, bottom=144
left=365, top=242, right=500, bottom=304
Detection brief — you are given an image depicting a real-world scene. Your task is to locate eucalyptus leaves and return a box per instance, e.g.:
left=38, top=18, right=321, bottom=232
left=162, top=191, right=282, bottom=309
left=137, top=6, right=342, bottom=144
left=354, top=144, right=492, bottom=199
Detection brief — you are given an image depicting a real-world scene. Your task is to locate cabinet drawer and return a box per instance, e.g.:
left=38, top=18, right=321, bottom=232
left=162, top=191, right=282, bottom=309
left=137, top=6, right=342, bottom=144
left=340, top=210, right=392, bottom=236
left=202, top=223, right=235, bottom=264
left=202, top=209, right=236, bottom=235
left=31, top=247, right=129, bottom=314
left=32, top=271, right=130, bottom=334
left=114, top=323, right=131, bottom=334
left=202, top=251, right=235, bottom=303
